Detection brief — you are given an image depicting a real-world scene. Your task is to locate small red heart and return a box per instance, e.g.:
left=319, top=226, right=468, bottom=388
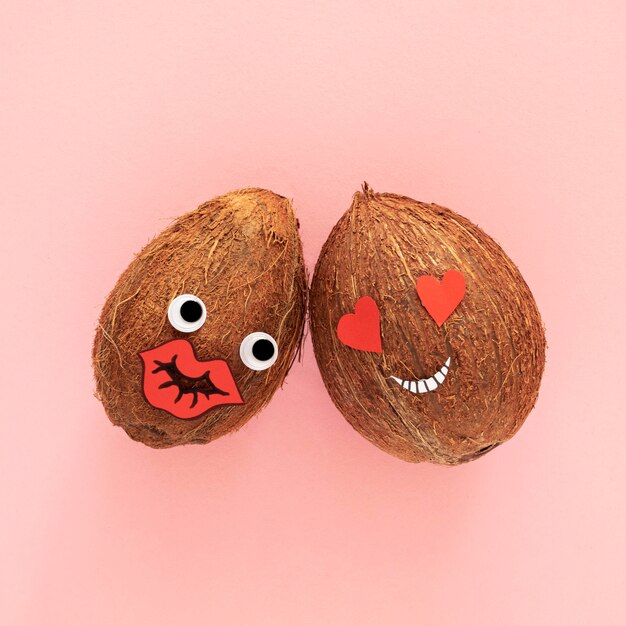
left=336, top=296, right=383, bottom=353
left=416, top=270, right=466, bottom=327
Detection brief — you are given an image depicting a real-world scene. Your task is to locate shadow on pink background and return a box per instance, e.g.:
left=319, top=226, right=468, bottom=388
left=1, top=1, right=625, bottom=624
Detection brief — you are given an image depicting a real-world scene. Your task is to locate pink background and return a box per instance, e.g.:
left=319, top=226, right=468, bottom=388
left=2, top=1, right=625, bottom=624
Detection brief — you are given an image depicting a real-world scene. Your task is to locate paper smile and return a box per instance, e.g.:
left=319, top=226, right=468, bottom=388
left=390, top=357, right=451, bottom=394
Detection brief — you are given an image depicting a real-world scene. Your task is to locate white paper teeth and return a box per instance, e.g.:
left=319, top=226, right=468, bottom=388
left=391, top=357, right=451, bottom=394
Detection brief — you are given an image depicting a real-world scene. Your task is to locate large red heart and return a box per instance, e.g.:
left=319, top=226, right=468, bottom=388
left=416, top=270, right=466, bottom=327
left=336, top=296, right=383, bottom=353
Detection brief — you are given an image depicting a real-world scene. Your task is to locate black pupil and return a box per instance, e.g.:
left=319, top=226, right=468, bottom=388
left=252, top=339, right=275, bottom=361
left=180, top=300, right=203, bottom=323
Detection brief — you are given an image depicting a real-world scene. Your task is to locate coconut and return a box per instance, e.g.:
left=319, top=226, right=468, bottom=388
left=93, top=188, right=307, bottom=448
left=310, top=184, right=545, bottom=465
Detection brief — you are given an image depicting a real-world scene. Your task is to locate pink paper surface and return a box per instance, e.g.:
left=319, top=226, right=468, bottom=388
left=1, top=1, right=625, bottom=624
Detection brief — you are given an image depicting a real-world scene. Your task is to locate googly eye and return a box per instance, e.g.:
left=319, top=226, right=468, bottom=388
left=239, top=332, right=278, bottom=371
left=167, top=294, right=207, bottom=333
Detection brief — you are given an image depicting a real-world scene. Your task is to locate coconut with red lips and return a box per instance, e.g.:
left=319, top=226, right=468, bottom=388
left=93, top=188, right=306, bottom=448
left=310, top=184, right=545, bottom=464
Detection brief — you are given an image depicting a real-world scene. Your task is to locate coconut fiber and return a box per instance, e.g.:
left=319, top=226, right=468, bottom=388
left=310, top=185, right=546, bottom=464
left=93, top=188, right=307, bottom=448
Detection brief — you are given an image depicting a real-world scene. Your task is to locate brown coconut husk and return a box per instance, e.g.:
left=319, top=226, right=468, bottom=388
left=93, top=188, right=307, bottom=448
left=310, top=184, right=546, bottom=465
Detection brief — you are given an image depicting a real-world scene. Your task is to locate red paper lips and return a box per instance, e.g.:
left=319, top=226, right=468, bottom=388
left=416, top=270, right=466, bottom=327
left=140, top=339, right=244, bottom=419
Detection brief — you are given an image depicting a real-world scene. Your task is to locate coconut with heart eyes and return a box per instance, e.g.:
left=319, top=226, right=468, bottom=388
left=310, top=184, right=545, bottom=464
left=93, top=188, right=307, bottom=448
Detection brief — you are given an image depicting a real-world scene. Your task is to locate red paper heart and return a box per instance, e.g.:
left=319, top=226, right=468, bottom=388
left=416, top=270, right=466, bottom=327
left=336, top=296, right=383, bottom=353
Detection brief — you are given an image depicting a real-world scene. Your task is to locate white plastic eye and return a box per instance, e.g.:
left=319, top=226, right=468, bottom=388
left=167, top=294, right=207, bottom=333
left=239, top=332, right=278, bottom=371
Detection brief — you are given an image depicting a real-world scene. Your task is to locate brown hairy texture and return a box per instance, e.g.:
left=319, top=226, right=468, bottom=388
left=93, top=188, right=307, bottom=448
left=310, top=184, right=546, bottom=465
